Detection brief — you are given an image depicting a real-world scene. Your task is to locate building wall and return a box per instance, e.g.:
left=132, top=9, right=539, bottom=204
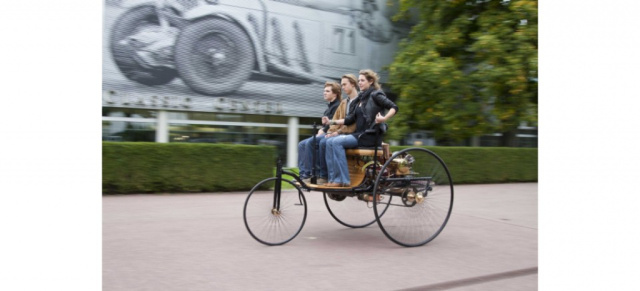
left=103, top=0, right=405, bottom=166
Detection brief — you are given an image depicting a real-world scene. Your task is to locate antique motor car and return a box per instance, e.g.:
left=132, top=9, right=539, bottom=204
left=110, top=0, right=405, bottom=95
left=242, top=127, right=454, bottom=247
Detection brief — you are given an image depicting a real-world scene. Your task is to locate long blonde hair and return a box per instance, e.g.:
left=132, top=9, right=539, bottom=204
left=359, top=69, right=381, bottom=90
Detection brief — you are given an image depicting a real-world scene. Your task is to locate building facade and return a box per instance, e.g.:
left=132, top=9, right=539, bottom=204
left=103, top=0, right=408, bottom=166
left=102, top=0, right=537, bottom=167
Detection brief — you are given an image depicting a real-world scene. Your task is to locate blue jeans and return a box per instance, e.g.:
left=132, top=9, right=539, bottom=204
left=317, top=136, right=330, bottom=178
left=325, top=134, right=359, bottom=184
left=297, top=134, right=325, bottom=178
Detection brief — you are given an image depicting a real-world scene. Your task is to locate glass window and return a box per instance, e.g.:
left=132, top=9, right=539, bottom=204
left=166, top=111, right=296, bottom=124
left=169, top=123, right=289, bottom=163
left=169, top=123, right=289, bottom=144
left=102, top=120, right=156, bottom=142
left=102, top=107, right=157, bottom=118
left=299, top=117, right=318, bottom=125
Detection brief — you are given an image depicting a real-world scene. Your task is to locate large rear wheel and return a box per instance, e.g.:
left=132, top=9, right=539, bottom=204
left=373, top=148, right=454, bottom=247
left=243, top=177, right=307, bottom=246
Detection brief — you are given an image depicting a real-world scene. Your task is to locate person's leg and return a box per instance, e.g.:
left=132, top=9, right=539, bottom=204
left=325, top=137, right=337, bottom=183
left=298, top=139, right=306, bottom=176
left=317, top=136, right=329, bottom=181
left=305, top=133, right=325, bottom=179
left=335, top=135, right=358, bottom=185
left=298, top=136, right=313, bottom=179
left=326, top=135, right=349, bottom=185
left=326, top=134, right=358, bottom=185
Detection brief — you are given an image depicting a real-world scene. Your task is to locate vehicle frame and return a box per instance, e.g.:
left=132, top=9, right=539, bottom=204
left=243, top=127, right=455, bottom=247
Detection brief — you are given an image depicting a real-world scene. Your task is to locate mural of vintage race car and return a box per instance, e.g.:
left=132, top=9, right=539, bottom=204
left=110, top=0, right=407, bottom=96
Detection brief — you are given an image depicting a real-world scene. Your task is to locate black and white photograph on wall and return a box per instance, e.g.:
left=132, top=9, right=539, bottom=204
left=103, top=0, right=408, bottom=117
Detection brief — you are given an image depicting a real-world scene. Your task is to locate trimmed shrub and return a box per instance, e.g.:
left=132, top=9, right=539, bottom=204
left=103, top=143, right=536, bottom=194
left=390, top=146, right=537, bottom=184
left=103, top=142, right=276, bottom=194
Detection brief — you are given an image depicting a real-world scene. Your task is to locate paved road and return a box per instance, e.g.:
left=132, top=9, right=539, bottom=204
left=103, top=183, right=537, bottom=291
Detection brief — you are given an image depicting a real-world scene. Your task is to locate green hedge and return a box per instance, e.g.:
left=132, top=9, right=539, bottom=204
left=103, top=143, right=536, bottom=194
left=390, top=146, right=537, bottom=184
left=103, top=142, right=276, bottom=194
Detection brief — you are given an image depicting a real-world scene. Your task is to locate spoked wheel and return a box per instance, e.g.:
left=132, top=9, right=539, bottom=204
left=373, top=148, right=454, bottom=247
left=243, top=177, right=307, bottom=246
left=323, top=192, right=378, bottom=228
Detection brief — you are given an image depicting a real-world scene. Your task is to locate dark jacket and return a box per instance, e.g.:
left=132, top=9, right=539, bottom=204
left=344, top=88, right=398, bottom=133
left=321, top=99, right=341, bottom=133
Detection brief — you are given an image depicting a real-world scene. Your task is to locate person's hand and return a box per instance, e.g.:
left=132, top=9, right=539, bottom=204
left=375, top=112, right=385, bottom=123
left=321, top=116, right=330, bottom=125
left=325, top=132, right=338, bottom=138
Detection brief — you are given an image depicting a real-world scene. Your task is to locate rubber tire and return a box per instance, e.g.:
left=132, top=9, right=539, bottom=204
left=243, top=177, right=307, bottom=246
left=323, top=192, right=377, bottom=229
left=109, top=5, right=177, bottom=85
left=174, top=18, right=255, bottom=95
left=373, top=147, right=454, bottom=247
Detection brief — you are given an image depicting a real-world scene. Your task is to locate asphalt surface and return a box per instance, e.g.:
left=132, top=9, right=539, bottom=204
left=103, top=183, right=537, bottom=291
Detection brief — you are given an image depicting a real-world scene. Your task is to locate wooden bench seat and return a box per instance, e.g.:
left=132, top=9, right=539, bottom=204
left=342, top=145, right=387, bottom=187
left=310, top=144, right=391, bottom=188
left=345, top=148, right=384, bottom=157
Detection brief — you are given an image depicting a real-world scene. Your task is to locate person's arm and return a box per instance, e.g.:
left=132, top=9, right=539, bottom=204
left=330, top=119, right=343, bottom=126
left=327, top=101, right=346, bottom=135
left=321, top=101, right=341, bottom=133
left=372, top=91, right=398, bottom=123
left=333, top=108, right=356, bottom=126
left=375, top=108, right=396, bottom=123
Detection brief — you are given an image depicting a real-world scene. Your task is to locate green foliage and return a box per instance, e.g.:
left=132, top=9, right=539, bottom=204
left=103, top=143, right=535, bottom=194
left=388, top=0, right=537, bottom=145
left=390, top=146, right=537, bottom=183
left=102, top=142, right=276, bottom=194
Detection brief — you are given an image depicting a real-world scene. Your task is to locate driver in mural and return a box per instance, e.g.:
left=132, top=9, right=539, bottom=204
left=108, top=0, right=402, bottom=96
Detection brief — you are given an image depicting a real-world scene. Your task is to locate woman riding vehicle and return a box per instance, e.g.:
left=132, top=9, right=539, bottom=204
left=324, top=69, right=398, bottom=188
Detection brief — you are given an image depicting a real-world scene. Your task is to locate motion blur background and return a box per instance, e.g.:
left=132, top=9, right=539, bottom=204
left=102, top=0, right=537, bottom=167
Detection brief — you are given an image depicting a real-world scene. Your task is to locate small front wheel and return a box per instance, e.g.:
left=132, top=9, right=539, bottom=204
left=243, top=177, right=307, bottom=246
left=323, top=192, right=376, bottom=228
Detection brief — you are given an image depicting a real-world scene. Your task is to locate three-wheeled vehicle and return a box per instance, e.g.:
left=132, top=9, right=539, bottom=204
left=243, top=126, right=454, bottom=247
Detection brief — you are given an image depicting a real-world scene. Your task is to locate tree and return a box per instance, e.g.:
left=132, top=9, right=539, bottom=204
left=387, top=0, right=537, bottom=146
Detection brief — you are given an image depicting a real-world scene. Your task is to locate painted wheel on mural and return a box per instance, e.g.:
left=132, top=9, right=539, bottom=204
left=175, top=18, right=255, bottom=96
left=110, top=6, right=177, bottom=86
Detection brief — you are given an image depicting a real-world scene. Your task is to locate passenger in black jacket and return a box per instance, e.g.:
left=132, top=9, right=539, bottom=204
left=324, top=70, right=398, bottom=189
left=297, top=81, right=341, bottom=185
